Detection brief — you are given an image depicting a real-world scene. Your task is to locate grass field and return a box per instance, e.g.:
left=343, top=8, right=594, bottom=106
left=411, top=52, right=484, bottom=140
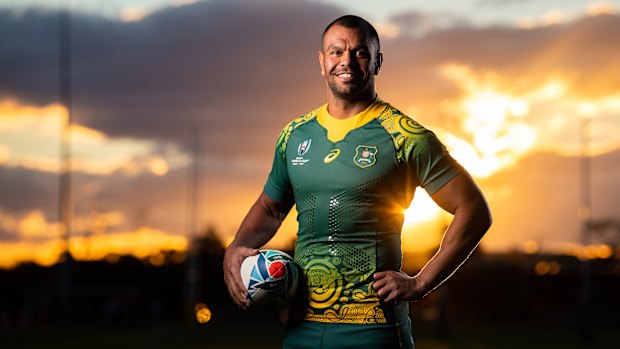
left=5, top=322, right=619, bottom=349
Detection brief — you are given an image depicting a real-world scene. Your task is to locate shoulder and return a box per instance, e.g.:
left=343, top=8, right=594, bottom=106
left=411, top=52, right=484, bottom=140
left=275, top=106, right=320, bottom=155
left=376, top=103, right=429, bottom=139
left=375, top=103, right=441, bottom=161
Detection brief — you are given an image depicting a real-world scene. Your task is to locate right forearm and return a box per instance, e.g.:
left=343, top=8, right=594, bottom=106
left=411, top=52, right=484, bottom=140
left=230, top=192, right=290, bottom=249
left=231, top=210, right=280, bottom=249
left=224, top=192, right=292, bottom=309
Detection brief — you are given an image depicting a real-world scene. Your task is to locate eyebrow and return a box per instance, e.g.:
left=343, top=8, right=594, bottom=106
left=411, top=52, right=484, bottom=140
left=326, top=44, right=370, bottom=51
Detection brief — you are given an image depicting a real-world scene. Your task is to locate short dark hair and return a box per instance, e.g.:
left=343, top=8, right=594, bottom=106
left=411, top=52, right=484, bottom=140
left=321, top=15, right=380, bottom=52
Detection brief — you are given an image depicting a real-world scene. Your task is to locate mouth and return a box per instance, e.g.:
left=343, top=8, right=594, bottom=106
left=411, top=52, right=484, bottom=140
left=333, top=71, right=358, bottom=81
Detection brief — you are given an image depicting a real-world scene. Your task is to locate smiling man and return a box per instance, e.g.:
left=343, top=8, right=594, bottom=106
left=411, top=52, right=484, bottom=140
left=224, top=15, right=492, bottom=349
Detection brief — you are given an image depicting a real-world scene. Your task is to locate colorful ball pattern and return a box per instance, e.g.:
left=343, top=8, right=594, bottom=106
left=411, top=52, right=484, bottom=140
left=240, top=250, right=299, bottom=311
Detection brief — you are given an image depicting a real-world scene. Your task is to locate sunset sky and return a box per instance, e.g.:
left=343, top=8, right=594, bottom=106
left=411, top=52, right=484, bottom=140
left=1, top=0, right=619, bottom=268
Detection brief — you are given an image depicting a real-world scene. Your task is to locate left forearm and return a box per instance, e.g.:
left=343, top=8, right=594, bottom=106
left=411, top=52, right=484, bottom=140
left=373, top=171, right=492, bottom=303
left=414, top=199, right=491, bottom=298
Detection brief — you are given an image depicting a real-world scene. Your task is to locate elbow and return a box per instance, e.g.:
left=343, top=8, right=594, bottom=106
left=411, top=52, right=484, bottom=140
left=477, top=199, right=493, bottom=235
left=461, top=196, right=491, bottom=241
left=486, top=209, right=493, bottom=230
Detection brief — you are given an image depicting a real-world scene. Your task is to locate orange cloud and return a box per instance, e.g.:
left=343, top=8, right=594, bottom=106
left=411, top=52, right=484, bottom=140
left=69, top=226, right=187, bottom=261
left=0, top=99, right=188, bottom=175
left=437, top=63, right=537, bottom=177
left=0, top=239, right=66, bottom=268
left=2, top=2, right=619, bottom=259
left=405, top=61, right=620, bottom=177
left=586, top=1, right=618, bottom=17
left=18, top=210, right=63, bottom=239
left=0, top=207, right=188, bottom=268
left=0, top=144, right=9, bottom=164
left=0, top=227, right=188, bottom=269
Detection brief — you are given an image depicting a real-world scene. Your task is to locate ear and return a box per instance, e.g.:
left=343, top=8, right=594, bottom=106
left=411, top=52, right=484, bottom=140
left=318, top=50, right=325, bottom=77
left=374, top=52, right=383, bottom=75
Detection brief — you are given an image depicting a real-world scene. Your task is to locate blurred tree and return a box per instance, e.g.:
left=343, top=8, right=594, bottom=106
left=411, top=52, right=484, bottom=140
left=589, top=218, right=620, bottom=247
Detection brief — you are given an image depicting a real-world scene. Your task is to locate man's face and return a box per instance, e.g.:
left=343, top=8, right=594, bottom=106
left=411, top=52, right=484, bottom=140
left=319, top=25, right=382, bottom=101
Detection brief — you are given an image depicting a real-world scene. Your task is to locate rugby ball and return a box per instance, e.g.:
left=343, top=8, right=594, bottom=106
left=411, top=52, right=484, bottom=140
left=240, top=249, right=299, bottom=310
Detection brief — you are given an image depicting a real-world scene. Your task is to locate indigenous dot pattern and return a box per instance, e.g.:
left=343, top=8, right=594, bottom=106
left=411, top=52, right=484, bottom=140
left=333, top=242, right=373, bottom=275
left=293, top=184, right=318, bottom=262
left=326, top=178, right=382, bottom=274
left=327, top=178, right=382, bottom=236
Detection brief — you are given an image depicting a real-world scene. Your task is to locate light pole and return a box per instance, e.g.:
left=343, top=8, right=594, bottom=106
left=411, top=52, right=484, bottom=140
left=184, top=127, right=202, bottom=325
left=579, top=111, right=593, bottom=341
left=58, top=3, right=73, bottom=322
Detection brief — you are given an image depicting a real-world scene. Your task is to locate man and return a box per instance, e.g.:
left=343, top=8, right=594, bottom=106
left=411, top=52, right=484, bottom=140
left=224, top=15, right=492, bottom=348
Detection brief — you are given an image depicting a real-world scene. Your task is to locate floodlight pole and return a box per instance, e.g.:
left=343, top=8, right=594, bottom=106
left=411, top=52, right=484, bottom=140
left=58, top=5, right=73, bottom=322
left=184, top=127, right=202, bottom=326
left=579, top=114, right=593, bottom=341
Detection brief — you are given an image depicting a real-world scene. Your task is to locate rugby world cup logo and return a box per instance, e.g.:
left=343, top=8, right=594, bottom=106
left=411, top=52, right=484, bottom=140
left=298, top=139, right=312, bottom=156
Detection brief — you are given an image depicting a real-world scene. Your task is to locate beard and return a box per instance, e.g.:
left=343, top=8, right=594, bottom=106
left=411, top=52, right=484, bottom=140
left=326, top=74, right=374, bottom=102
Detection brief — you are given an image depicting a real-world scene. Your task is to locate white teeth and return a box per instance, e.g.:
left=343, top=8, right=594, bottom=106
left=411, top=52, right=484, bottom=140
left=339, top=73, right=352, bottom=78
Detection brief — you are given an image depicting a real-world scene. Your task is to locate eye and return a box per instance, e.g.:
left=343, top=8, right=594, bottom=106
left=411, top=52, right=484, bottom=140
left=356, top=50, right=370, bottom=58
left=330, top=50, right=341, bottom=56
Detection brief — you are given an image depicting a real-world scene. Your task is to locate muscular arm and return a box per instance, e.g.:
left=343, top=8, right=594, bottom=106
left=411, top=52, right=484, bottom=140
left=373, top=170, right=492, bottom=302
left=223, top=192, right=293, bottom=309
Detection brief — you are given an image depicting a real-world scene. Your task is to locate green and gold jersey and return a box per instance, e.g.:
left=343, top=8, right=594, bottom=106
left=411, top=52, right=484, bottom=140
left=264, top=99, right=461, bottom=325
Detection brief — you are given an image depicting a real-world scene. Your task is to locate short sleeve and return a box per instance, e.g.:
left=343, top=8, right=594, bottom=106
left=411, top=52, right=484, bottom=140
left=410, top=132, right=462, bottom=195
left=263, top=129, right=294, bottom=204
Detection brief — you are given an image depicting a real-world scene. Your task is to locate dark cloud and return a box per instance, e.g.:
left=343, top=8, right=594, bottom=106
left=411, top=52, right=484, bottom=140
left=0, top=0, right=344, bottom=160
left=0, top=166, right=57, bottom=240
left=0, top=162, right=264, bottom=240
left=0, top=9, right=61, bottom=105
left=381, top=13, right=620, bottom=110
left=0, top=166, right=58, bottom=215
left=2, top=3, right=619, bottom=153
left=2, top=1, right=620, bottom=248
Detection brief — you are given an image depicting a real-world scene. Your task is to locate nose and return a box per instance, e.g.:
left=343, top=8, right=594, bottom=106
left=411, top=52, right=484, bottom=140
left=339, top=50, right=352, bottom=67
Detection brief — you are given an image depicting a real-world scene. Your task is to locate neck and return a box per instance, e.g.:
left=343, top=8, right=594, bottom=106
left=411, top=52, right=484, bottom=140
left=326, top=90, right=376, bottom=119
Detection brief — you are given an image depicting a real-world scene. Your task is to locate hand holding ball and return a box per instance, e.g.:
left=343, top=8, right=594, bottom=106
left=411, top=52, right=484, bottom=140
left=240, top=250, right=299, bottom=311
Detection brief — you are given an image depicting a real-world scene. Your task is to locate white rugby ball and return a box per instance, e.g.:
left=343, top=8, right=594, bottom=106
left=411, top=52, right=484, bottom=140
left=240, top=249, right=299, bottom=310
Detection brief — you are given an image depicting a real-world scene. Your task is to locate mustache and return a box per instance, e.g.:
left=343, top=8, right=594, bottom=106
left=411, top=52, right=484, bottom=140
left=331, top=69, right=362, bottom=76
